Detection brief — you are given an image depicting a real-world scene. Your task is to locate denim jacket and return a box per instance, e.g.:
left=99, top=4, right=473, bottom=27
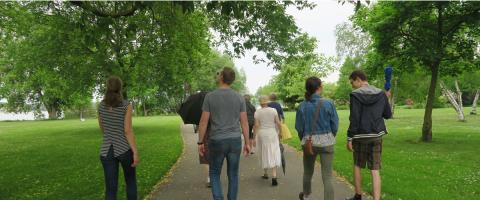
left=295, top=94, right=339, bottom=140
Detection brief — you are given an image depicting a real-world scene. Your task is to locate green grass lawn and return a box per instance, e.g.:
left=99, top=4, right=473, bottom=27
left=0, top=116, right=183, bottom=200
left=284, top=107, right=480, bottom=200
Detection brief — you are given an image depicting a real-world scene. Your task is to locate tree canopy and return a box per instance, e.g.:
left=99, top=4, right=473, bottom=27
left=0, top=1, right=315, bottom=118
left=353, top=1, right=480, bottom=141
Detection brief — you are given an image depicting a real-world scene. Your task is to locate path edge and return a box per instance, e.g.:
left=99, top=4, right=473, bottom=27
left=144, top=125, right=188, bottom=200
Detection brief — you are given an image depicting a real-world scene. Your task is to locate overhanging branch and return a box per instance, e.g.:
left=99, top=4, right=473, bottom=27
left=70, top=1, right=142, bottom=18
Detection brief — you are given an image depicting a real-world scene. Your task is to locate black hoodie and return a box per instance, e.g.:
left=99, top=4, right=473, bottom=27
left=347, top=85, right=392, bottom=141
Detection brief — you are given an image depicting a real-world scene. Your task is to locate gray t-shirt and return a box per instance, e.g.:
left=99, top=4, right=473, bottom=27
left=202, top=88, right=246, bottom=141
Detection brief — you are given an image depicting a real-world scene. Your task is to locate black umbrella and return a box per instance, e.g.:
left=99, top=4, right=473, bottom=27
left=178, top=91, right=208, bottom=125
left=279, top=143, right=286, bottom=175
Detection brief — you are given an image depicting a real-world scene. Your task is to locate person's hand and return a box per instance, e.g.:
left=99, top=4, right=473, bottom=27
left=132, top=153, right=140, bottom=167
left=385, top=90, right=391, bottom=98
left=243, top=143, right=251, bottom=157
left=347, top=141, right=353, bottom=152
left=198, top=144, right=205, bottom=157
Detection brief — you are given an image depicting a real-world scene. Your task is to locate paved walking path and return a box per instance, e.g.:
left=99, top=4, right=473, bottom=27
left=149, top=124, right=361, bottom=200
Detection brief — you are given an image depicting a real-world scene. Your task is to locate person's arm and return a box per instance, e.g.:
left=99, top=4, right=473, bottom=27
left=277, top=103, right=285, bottom=122
left=124, top=104, right=139, bottom=167
left=347, top=94, right=360, bottom=152
left=274, top=111, right=282, bottom=139
left=198, top=94, right=211, bottom=156
left=329, top=101, right=339, bottom=137
left=383, top=94, right=393, bottom=119
left=253, top=119, right=260, bottom=139
left=198, top=111, right=210, bottom=157
left=240, top=112, right=251, bottom=156
left=253, top=111, right=259, bottom=139
left=347, top=94, right=360, bottom=141
left=98, top=112, right=104, bottom=134
left=295, top=105, right=304, bottom=141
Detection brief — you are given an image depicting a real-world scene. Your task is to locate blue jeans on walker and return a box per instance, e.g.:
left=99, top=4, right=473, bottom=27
left=100, top=145, right=137, bottom=200
left=208, top=137, right=242, bottom=200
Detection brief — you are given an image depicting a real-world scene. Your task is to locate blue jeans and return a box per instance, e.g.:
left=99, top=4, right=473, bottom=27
left=208, top=137, right=242, bottom=200
left=100, top=145, right=137, bottom=200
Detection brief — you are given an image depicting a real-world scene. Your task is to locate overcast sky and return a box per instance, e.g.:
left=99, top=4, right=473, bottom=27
left=225, top=0, right=355, bottom=94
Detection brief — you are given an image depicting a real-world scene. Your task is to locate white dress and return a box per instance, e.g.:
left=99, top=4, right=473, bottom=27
left=255, top=107, right=282, bottom=169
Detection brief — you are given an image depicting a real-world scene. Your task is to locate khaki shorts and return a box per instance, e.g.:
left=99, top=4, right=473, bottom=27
left=353, top=139, right=382, bottom=170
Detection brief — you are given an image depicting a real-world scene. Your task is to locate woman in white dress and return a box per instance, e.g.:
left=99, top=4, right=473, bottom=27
left=253, top=95, right=282, bottom=186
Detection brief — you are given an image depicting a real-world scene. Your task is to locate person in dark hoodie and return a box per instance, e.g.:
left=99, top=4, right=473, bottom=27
left=244, top=94, right=257, bottom=153
left=346, top=70, right=392, bottom=200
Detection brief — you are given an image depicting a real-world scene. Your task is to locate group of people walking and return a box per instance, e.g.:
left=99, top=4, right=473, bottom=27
left=96, top=66, right=391, bottom=200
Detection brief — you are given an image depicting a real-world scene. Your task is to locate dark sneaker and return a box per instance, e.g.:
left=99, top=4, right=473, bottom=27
left=345, top=194, right=362, bottom=200
left=299, top=192, right=305, bottom=200
left=261, top=174, right=269, bottom=179
left=272, top=178, right=278, bottom=186
left=206, top=182, right=211, bottom=188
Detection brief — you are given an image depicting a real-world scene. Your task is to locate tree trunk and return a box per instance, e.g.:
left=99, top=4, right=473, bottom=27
left=132, top=98, right=137, bottom=116
left=440, top=81, right=465, bottom=122
left=422, top=64, right=439, bottom=142
left=122, top=82, right=128, bottom=100
left=143, top=99, right=147, bottom=116
left=422, top=3, right=445, bottom=142
left=471, top=89, right=479, bottom=115
left=390, top=78, right=397, bottom=118
left=80, top=108, right=85, bottom=121
left=46, top=105, right=59, bottom=120
left=454, top=80, right=465, bottom=121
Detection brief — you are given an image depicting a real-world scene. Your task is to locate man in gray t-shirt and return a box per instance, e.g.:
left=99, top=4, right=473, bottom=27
left=202, top=89, right=246, bottom=141
left=197, top=67, right=250, bottom=200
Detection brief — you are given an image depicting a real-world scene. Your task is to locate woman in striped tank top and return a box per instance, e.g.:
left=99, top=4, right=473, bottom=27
left=98, top=76, right=139, bottom=200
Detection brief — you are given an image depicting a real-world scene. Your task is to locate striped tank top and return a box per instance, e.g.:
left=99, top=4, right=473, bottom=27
left=98, top=100, right=131, bottom=157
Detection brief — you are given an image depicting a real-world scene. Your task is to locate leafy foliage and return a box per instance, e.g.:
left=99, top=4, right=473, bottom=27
left=352, top=1, right=480, bottom=141
left=253, top=35, right=335, bottom=109
left=1, top=1, right=313, bottom=118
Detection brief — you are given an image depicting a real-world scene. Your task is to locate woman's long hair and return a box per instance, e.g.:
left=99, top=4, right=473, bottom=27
left=305, top=77, right=322, bottom=101
left=103, top=76, right=124, bottom=107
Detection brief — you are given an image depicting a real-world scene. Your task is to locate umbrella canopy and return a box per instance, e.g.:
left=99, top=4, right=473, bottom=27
left=178, top=91, right=208, bottom=125
left=280, top=143, right=286, bottom=175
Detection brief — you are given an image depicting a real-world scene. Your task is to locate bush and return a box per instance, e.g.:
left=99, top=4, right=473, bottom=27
left=63, top=102, right=99, bottom=120
left=336, top=104, right=349, bottom=110
left=412, top=103, right=425, bottom=109
left=433, top=96, right=448, bottom=108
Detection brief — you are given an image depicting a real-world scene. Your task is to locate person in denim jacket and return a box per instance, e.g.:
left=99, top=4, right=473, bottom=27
left=295, top=77, right=339, bottom=200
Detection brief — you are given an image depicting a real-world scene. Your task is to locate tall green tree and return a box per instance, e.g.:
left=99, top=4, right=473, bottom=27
left=354, top=1, right=480, bottom=141
left=335, top=22, right=371, bottom=62
left=334, top=21, right=371, bottom=105
left=0, top=2, right=97, bottom=119
left=184, top=51, right=247, bottom=93
left=335, top=57, right=362, bottom=104
left=71, top=1, right=316, bottom=69
left=269, top=35, right=335, bottom=109
left=256, top=82, right=276, bottom=97
left=1, top=1, right=317, bottom=118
